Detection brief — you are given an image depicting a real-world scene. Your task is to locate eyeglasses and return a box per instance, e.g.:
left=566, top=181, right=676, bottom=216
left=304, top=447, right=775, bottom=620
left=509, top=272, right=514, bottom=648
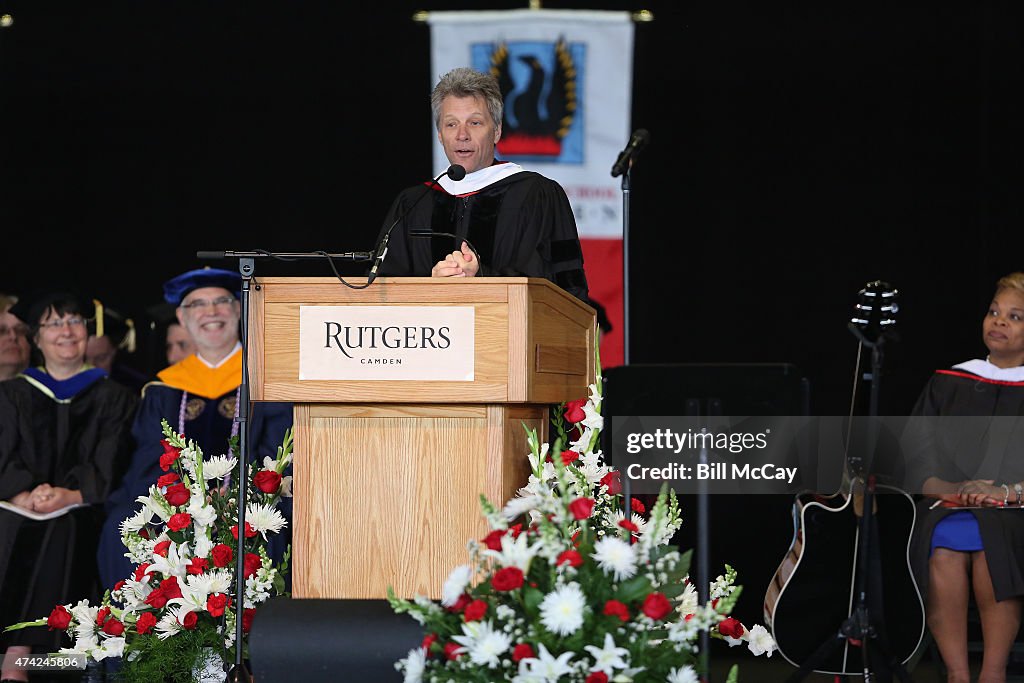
left=38, top=317, right=87, bottom=331
left=0, top=324, right=30, bottom=338
left=179, top=295, right=236, bottom=311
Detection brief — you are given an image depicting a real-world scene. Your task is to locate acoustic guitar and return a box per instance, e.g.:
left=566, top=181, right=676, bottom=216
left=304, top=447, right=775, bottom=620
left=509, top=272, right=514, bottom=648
left=762, top=281, right=926, bottom=675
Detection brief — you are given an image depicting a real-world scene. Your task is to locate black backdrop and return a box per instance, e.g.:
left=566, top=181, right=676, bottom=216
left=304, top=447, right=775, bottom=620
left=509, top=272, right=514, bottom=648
left=2, top=0, right=1022, bottom=628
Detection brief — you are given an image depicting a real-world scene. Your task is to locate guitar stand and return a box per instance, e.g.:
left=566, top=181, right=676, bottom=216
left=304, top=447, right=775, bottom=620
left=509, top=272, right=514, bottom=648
left=785, top=475, right=914, bottom=683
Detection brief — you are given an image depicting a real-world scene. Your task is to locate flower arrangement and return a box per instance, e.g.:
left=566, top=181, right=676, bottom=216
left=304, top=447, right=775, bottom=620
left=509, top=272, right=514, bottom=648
left=4, top=420, right=294, bottom=682
left=389, top=368, right=776, bottom=682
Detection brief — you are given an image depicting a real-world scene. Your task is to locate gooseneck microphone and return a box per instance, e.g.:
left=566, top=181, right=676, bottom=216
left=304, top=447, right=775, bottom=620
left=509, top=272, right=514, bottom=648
left=610, top=128, right=651, bottom=178
left=366, top=164, right=467, bottom=285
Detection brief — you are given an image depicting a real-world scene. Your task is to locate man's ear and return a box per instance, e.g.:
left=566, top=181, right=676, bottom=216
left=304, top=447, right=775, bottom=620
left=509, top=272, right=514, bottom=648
left=176, top=308, right=186, bottom=327
left=494, top=124, right=502, bottom=144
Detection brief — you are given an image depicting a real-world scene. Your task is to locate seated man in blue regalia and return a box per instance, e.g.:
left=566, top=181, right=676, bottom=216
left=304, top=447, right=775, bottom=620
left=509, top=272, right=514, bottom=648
left=97, top=267, right=293, bottom=591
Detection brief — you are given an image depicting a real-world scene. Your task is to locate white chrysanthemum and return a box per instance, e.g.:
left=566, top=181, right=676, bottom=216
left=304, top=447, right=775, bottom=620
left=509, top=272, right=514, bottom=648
left=582, top=632, right=629, bottom=675
left=514, top=643, right=575, bottom=682
left=451, top=620, right=512, bottom=668
left=119, top=506, right=154, bottom=535
left=245, top=502, right=287, bottom=539
left=746, top=623, right=776, bottom=657
left=502, top=494, right=546, bottom=522
left=441, top=564, right=472, bottom=607
left=591, top=536, right=637, bottom=581
left=677, top=580, right=699, bottom=617
left=154, top=609, right=183, bottom=640
left=538, top=582, right=586, bottom=636
left=602, top=509, right=649, bottom=536
left=667, top=665, right=700, bottom=683
left=481, top=531, right=541, bottom=571
left=396, top=646, right=426, bottom=683
left=203, top=454, right=237, bottom=480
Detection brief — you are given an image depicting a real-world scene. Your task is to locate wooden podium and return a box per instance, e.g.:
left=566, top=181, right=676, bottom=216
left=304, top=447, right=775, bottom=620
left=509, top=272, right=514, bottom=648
left=247, top=277, right=596, bottom=599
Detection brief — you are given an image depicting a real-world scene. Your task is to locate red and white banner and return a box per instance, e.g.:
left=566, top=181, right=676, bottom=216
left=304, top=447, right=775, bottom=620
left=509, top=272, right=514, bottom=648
left=429, top=9, right=634, bottom=368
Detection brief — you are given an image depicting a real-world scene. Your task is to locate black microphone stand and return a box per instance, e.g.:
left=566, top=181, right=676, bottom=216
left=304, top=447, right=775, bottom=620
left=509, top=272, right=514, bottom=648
left=196, top=249, right=371, bottom=682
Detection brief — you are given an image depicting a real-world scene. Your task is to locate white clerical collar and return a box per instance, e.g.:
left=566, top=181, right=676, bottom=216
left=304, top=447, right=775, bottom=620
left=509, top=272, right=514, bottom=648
left=197, top=343, right=242, bottom=369
left=438, top=161, right=525, bottom=196
left=953, top=358, right=1024, bottom=382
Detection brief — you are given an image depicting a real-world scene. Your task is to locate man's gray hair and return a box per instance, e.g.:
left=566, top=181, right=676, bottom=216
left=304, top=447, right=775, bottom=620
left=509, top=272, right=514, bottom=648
left=430, top=67, right=504, bottom=131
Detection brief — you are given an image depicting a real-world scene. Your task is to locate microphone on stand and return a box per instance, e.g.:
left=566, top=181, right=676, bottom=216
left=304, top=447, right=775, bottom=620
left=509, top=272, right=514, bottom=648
left=366, top=164, right=467, bottom=285
left=610, top=128, right=651, bottom=178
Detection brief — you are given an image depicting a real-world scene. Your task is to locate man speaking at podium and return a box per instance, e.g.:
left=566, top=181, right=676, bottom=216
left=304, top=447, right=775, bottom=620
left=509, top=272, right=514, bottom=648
left=372, top=67, right=590, bottom=305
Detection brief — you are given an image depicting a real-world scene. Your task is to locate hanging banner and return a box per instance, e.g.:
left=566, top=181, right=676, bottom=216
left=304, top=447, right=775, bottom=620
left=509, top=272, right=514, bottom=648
left=428, top=9, right=633, bottom=367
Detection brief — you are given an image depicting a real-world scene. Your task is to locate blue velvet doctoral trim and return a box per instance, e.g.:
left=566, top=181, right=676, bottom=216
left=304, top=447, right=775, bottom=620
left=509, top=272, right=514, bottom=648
left=22, top=366, right=108, bottom=401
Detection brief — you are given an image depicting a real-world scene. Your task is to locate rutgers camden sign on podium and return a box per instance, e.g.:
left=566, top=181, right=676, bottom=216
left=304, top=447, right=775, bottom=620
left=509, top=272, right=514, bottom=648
left=248, top=277, right=596, bottom=599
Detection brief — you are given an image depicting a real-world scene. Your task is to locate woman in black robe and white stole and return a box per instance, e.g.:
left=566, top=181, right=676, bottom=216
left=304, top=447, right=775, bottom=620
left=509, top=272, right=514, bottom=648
left=904, top=272, right=1024, bottom=683
left=0, top=292, right=137, bottom=681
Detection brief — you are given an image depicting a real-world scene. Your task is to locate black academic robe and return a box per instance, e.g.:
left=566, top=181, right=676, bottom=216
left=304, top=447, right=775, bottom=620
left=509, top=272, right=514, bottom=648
left=377, top=170, right=590, bottom=304
left=0, top=372, right=138, bottom=649
left=903, top=366, right=1024, bottom=602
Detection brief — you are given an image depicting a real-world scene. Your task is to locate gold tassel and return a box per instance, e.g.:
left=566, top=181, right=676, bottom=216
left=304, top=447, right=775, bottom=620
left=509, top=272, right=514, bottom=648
left=121, top=318, right=137, bottom=353
left=92, top=298, right=104, bottom=338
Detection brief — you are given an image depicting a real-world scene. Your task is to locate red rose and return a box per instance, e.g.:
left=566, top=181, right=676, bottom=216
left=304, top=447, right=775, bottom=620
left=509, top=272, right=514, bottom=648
left=491, top=566, right=525, bottom=591
left=206, top=592, right=230, bottom=617
left=133, top=563, right=152, bottom=582
left=508, top=523, right=523, bottom=538
left=156, top=472, right=180, bottom=488
left=102, top=618, right=125, bottom=636
left=144, top=588, right=167, bottom=609
left=159, top=440, right=181, bottom=471
left=603, top=599, right=630, bottom=622
left=560, top=449, right=580, bottom=466
left=443, top=642, right=462, bottom=661
left=446, top=594, right=471, bottom=613
left=642, top=592, right=673, bottom=621
left=463, top=599, right=487, bottom=622
left=564, top=398, right=587, bottom=423
left=113, top=580, right=126, bottom=591
left=160, top=576, right=182, bottom=600
left=719, top=617, right=745, bottom=639
left=511, top=643, right=534, bottom=662
left=586, top=673, right=609, bottom=683
left=568, top=497, right=595, bottom=520
left=243, top=552, right=262, bottom=579
left=95, top=606, right=110, bottom=626
left=164, top=483, right=190, bottom=507
left=600, top=470, right=622, bottom=495
left=167, top=512, right=191, bottom=532
left=136, top=611, right=157, bottom=635
left=619, top=520, right=639, bottom=533
left=421, top=633, right=437, bottom=656
left=187, top=557, right=209, bottom=575
left=181, top=610, right=198, bottom=630
left=47, top=605, right=72, bottom=631
left=481, top=529, right=505, bottom=551
left=630, top=497, right=646, bottom=514
left=242, top=608, right=256, bottom=633
left=231, top=521, right=258, bottom=539
left=253, top=470, right=282, bottom=494
left=211, top=544, right=233, bottom=567
left=153, top=540, right=171, bottom=558
left=556, top=550, right=583, bottom=568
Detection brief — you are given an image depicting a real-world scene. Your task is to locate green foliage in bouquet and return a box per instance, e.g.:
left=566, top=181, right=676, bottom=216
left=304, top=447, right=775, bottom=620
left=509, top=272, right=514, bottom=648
left=389, top=360, right=776, bottom=683
left=4, top=420, right=294, bottom=682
